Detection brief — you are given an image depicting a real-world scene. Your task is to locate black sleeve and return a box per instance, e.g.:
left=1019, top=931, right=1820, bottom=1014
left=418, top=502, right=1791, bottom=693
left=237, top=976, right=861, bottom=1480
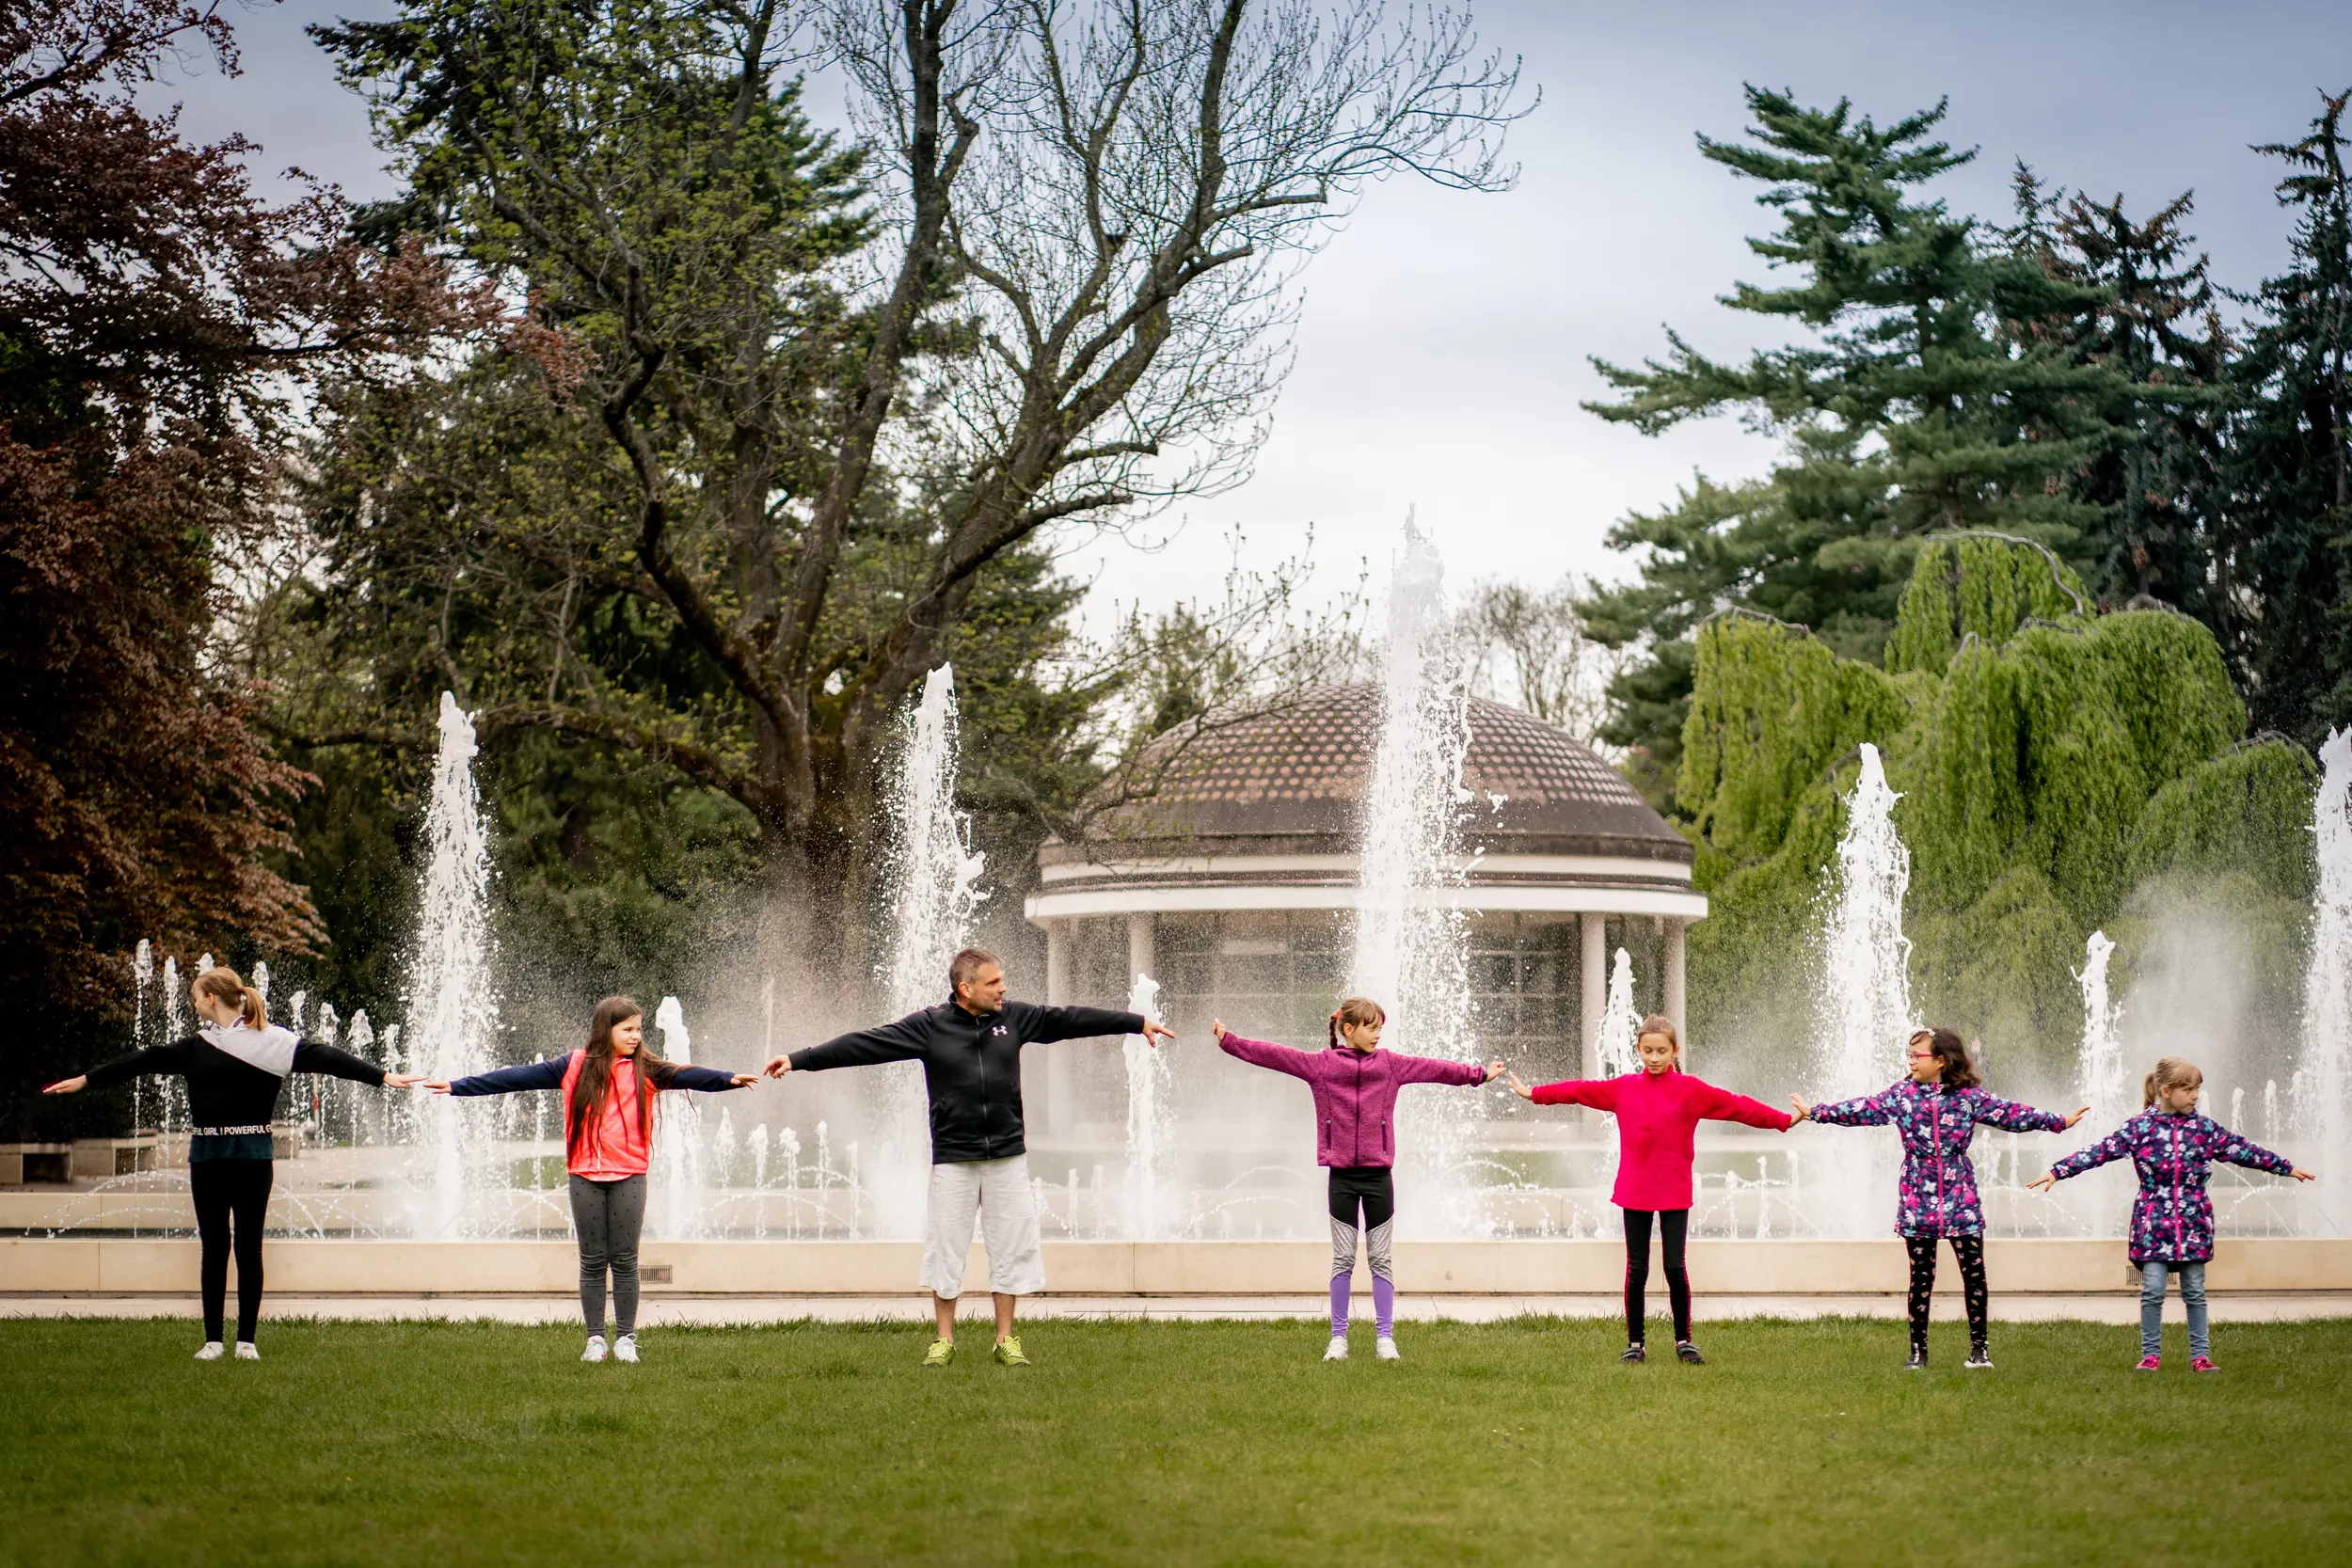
left=789, top=1012, right=932, bottom=1072
left=78, top=1041, right=188, bottom=1090
left=1015, top=1003, right=1146, bottom=1045
left=667, top=1064, right=746, bottom=1093
left=291, top=1038, right=389, bottom=1086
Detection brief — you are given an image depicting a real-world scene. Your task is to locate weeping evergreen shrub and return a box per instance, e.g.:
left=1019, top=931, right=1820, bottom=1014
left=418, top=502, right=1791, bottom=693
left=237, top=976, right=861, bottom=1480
left=1678, top=536, right=2315, bottom=1074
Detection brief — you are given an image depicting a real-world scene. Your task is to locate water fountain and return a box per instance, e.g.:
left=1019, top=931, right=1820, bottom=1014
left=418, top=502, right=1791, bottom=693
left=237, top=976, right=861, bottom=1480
left=1350, top=520, right=1483, bottom=1232
left=2296, top=728, right=2352, bottom=1222
left=402, top=691, right=501, bottom=1235
left=2074, top=931, right=2129, bottom=1131
left=870, top=664, right=989, bottom=1236
left=1806, top=742, right=1915, bottom=1236
left=1121, top=974, right=1175, bottom=1239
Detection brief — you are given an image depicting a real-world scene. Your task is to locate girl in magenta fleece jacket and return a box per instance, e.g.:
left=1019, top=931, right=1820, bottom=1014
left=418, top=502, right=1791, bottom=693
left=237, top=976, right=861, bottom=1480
left=1215, top=997, right=1500, bottom=1361
left=1509, top=1014, right=1794, bottom=1364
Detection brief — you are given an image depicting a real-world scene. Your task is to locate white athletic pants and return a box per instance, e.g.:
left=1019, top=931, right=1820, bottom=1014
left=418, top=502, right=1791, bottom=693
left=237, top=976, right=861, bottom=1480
left=920, top=1154, right=1046, bottom=1298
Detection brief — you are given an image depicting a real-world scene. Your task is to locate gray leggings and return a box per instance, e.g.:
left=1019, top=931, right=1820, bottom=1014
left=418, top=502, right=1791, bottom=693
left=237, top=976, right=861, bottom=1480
left=569, top=1174, right=646, bottom=1338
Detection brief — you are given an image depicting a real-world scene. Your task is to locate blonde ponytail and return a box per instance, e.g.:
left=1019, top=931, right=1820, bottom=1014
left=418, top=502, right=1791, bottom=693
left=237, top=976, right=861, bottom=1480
left=2143, top=1056, right=2200, bottom=1109
left=194, top=966, right=269, bottom=1030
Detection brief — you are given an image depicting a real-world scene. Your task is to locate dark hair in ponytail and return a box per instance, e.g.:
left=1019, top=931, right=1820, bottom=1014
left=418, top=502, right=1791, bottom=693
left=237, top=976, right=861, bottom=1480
left=1328, top=996, right=1386, bottom=1049
left=1914, top=1026, right=1980, bottom=1091
left=565, top=996, right=680, bottom=1161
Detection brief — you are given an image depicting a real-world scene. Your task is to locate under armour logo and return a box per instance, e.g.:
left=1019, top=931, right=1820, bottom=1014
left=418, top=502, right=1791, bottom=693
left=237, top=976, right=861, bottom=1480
left=992, top=1024, right=1009, bottom=1036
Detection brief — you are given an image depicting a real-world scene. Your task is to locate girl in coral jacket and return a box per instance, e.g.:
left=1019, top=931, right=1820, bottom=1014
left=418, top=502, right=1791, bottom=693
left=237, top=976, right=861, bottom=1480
left=1507, top=1014, right=1794, bottom=1364
left=2029, top=1056, right=2312, bottom=1371
left=1793, top=1026, right=2085, bottom=1370
left=1215, top=999, right=1500, bottom=1362
left=427, top=995, right=754, bottom=1363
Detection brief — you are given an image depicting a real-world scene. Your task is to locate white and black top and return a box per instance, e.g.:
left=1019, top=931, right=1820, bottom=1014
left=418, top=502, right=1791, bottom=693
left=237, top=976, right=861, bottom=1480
left=81, top=1025, right=388, bottom=1161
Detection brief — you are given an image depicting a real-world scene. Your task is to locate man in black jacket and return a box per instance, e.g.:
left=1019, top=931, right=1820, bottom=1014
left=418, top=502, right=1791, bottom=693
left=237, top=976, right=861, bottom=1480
left=765, top=945, right=1170, bottom=1367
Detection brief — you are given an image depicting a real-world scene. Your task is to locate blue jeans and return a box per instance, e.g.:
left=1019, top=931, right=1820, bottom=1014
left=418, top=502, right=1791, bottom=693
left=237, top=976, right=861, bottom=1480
left=2139, top=1260, right=2208, bottom=1359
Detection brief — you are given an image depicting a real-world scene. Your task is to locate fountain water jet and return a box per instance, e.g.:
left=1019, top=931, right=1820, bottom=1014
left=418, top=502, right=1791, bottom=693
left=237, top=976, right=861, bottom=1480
left=1350, top=521, right=1481, bottom=1232
left=2296, top=728, right=2352, bottom=1225
left=1121, top=974, right=1175, bottom=1239
left=872, top=664, right=989, bottom=1236
left=1810, top=742, right=1915, bottom=1236
left=401, top=691, right=501, bottom=1235
left=2074, top=931, right=2128, bottom=1131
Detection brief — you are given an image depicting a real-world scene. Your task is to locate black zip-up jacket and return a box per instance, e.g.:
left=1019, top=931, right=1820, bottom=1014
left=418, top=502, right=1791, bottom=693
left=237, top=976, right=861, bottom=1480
left=788, top=999, right=1142, bottom=1164
left=82, top=1035, right=389, bottom=1136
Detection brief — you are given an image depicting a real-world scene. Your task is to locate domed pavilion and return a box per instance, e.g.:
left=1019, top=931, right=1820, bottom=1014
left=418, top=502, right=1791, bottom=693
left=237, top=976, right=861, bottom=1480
left=1025, top=685, right=1705, bottom=1121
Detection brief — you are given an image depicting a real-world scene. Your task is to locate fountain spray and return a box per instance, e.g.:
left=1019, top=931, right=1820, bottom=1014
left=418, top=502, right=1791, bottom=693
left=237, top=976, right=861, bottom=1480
left=1812, top=742, right=1915, bottom=1235
left=2296, top=729, right=2352, bottom=1226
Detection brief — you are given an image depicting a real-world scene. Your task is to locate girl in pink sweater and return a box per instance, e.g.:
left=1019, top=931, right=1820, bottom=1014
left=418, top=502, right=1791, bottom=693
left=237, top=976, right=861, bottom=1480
left=1216, top=998, right=1501, bottom=1361
left=1509, top=1014, right=1794, bottom=1363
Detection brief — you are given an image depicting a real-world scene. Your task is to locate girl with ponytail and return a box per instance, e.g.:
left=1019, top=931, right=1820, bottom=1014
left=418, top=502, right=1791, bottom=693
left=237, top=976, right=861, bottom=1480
left=426, top=996, right=755, bottom=1363
left=2032, top=1056, right=2313, bottom=1371
left=44, top=965, right=424, bottom=1360
left=1215, top=998, right=1502, bottom=1361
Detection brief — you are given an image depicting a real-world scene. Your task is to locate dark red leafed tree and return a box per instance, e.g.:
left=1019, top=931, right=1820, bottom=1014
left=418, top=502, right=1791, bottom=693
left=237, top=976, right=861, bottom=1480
left=0, top=1, right=473, bottom=1132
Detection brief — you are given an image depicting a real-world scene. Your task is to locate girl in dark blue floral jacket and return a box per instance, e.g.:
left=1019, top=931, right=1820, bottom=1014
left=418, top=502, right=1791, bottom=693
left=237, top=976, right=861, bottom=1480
left=1791, top=1027, right=2084, bottom=1370
left=2032, top=1057, right=2312, bottom=1372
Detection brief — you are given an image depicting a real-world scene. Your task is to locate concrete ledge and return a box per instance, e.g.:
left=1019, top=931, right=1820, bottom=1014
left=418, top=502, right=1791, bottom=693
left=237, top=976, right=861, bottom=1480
left=7, top=1238, right=2351, bottom=1297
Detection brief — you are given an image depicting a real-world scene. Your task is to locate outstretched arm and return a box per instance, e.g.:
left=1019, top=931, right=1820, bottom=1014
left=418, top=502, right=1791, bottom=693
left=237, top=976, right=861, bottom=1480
left=2213, top=1124, right=2307, bottom=1180
left=771, top=1015, right=932, bottom=1077
left=2029, top=1125, right=2134, bottom=1190
left=1213, top=1022, right=1314, bottom=1080
left=437, top=1058, right=569, bottom=1097
left=1013, top=1001, right=1158, bottom=1047
left=1526, top=1078, right=1623, bottom=1113
left=1805, top=1088, right=1894, bottom=1128
left=1695, top=1080, right=1795, bottom=1132
left=1971, top=1091, right=2081, bottom=1134
left=666, top=1065, right=757, bottom=1092
left=292, top=1038, right=400, bottom=1087
left=46, top=1042, right=186, bottom=1094
left=1393, top=1052, right=1496, bottom=1088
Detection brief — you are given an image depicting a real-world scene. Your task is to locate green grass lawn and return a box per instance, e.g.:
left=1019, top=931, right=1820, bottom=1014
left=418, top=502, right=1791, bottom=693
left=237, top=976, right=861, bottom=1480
left=4, top=1315, right=2347, bottom=1566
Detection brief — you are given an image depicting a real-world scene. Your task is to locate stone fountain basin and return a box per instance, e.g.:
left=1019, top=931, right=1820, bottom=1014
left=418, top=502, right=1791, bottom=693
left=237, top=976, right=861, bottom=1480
left=7, top=1237, right=2350, bottom=1296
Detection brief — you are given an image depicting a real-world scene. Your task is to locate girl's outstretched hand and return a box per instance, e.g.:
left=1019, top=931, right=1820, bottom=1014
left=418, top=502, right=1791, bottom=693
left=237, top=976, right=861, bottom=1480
left=2061, top=1105, right=2089, bottom=1130
left=1210, top=1019, right=1230, bottom=1043
left=726, top=1072, right=758, bottom=1088
left=1483, top=1061, right=1505, bottom=1083
left=1504, top=1071, right=1534, bottom=1101
left=421, top=1080, right=453, bottom=1095
left=2293, top=1168, right=2318, bottom=1182
left=1788, top=1095, right=1810, bottom=1122
left=42, top=1076, right=87, bottom=1095
left=383, top=1072, right=428, bottom=1090
left=2026, top=1172, right=2058, bottom=1194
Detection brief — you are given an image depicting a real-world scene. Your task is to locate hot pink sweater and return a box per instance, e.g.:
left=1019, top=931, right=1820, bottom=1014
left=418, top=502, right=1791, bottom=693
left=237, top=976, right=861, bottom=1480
left=1532, top=1068, right=1791, bottom=1211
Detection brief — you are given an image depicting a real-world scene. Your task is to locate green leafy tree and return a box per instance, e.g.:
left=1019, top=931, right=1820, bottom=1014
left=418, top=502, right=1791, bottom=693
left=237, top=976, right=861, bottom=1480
left=1580, top=88, right=2140, bottom=807
left=2225, top=88, right=2352, bottom=746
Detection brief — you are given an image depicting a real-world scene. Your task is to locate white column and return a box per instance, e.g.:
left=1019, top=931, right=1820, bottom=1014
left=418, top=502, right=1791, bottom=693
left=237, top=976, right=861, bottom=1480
left=1127, top=911, right=1156, bottom=990
left=1045, top=919, right=1071, bottom=1006
left=1581, top=911, right=1607, bottom=1081
left=1664, top=917, right=1688, bottom=1063
left=1043, top=919, right=1073, bottom=1136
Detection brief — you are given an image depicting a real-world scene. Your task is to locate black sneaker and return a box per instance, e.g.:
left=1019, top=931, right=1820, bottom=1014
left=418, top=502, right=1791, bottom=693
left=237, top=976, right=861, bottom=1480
left=1964, top=1344, right=1994, bottom=1370
left=1905, top=1345, right=1929, bottom=1370
left=1675, top=1340, right=1706, bottom=1364
left=1620, top=1343, right=1646, bottom=1363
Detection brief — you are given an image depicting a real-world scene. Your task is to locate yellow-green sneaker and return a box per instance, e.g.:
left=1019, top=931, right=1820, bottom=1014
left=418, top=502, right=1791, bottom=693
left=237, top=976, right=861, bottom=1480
left=993, top=1335, right=1031, bottom=1367
left=921, top=1338, right=955, bottom=1368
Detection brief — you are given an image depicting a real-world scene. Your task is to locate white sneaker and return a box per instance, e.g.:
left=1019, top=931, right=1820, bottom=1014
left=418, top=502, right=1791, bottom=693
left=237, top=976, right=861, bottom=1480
left=194, top=1341, right=226, bottom=1361
left=234, top=1341, right=260, bottom=1361
left=613, top=1334, right=639, bottom=1364
left=1323, top=1337, right=1349, bottom=1360
left=582, top=1335, right=608, bottom=1363
left=1376, top=1336, right=1401, bottom=1361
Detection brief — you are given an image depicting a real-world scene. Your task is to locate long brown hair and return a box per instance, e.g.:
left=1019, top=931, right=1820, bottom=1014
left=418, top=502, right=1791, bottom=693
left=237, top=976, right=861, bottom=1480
left=1914, top=1027, right=1981, bottom=1090
left=194, top=966, right=268, bottom=1030
left=1328, top=996, right=1386, bottom=1049
left=566, top=996, right=680, bottom=1161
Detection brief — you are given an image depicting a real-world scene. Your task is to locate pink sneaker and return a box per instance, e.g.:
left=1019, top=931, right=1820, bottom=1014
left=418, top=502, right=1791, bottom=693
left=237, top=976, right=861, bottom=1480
left=2191, top=1356, right=2217, bottom=1373
left=2134, top=1354, right=2161, bottom=1371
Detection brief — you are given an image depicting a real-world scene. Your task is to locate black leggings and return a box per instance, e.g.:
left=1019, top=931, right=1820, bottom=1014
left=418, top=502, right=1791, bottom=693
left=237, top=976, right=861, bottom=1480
left=570, top=1174, right=647, bottom=1338
left=1907, top=1235, right=1989, bottom=1349
left=190, top=1158, right=273, bottom=1343
left=1622, top=1208, right=1690, bottom=1345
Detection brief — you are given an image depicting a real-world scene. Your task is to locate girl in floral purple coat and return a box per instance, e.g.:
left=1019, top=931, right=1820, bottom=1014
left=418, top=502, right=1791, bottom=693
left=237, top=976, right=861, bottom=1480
left=2030, top=1057, right=2312, bottom=1372
left=1791, top=1027, right=2084, bottom=1370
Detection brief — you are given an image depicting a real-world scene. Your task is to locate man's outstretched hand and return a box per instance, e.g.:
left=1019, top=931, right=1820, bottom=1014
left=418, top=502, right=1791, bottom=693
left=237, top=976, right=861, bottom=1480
left=1140, top=1021, right=1175, bottom=1048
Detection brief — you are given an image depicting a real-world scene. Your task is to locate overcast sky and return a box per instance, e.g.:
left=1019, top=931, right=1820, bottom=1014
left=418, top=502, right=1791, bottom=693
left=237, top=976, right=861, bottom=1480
left=159, top=0, right=2352, bottom=625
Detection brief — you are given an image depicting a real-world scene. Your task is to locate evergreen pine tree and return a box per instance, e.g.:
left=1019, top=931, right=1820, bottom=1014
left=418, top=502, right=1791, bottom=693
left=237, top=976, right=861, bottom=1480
left=1580, top=88, right=2138, bottom=807
left=2226, top=89, right=2352, bottom=745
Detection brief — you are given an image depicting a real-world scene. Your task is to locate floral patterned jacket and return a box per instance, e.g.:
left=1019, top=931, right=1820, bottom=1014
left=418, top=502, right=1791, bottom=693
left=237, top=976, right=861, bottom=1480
left=2046, top=1110, right=2296, bottom=1263
left=1810, top=1081, right=2069, bottom=1238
